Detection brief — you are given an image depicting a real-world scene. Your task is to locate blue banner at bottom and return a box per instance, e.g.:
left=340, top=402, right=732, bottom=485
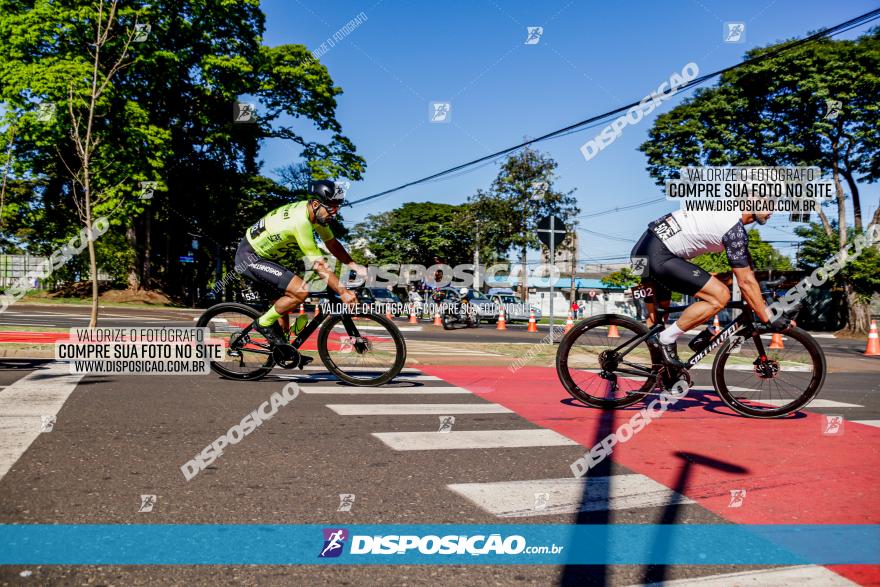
left=0, top=524, right=876, bottom=565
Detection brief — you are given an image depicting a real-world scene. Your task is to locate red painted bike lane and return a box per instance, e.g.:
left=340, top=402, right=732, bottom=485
left=420, top=364, right=880, bottom=585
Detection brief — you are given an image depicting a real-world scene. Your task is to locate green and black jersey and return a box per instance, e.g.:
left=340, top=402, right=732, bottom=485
left=245, top=200, right=334, bottom=261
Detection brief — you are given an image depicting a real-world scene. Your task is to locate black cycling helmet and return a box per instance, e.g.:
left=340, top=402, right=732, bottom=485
left=310, top=180, right=346, bottom=206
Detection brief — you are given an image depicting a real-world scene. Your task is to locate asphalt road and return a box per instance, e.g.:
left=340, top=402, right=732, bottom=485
left=1, top=304, right=878, bottom=585
left=0, top=357, right=878, bottom=585
left=1, top=303, right=873, bottom=358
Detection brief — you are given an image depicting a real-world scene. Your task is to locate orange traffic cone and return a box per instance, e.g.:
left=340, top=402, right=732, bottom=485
left=313, top=304, right=320, bottom=317
left=298, top=305, right=305, bottom=316
left=433, top=308, right=442, bottom=326
left=408, top=305, right=418, bottom=324
left=865, top=320, right=880, bottom=356
left=769, top=333, right=784, bottom=349
left=563, top=312, right=574, bottom=333
left=527, top=309, right=538, bottom=333
left=496, top=306, right=507, bottom=330
left=712, top=315, right=721, bottom=334
left=607, top=324, right=620, bottom=338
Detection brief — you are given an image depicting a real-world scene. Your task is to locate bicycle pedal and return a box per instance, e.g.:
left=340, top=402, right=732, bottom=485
left=298, top=355, right=315, bottom=370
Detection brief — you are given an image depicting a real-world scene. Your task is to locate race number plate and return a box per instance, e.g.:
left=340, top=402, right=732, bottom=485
left=631, top=284, right=654, bottom=300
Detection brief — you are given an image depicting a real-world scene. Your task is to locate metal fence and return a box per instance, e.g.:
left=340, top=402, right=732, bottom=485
left=0, top=254, right=111, bottom=290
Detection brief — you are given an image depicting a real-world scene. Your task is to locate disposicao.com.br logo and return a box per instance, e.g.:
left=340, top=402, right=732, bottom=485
left=319, top=528, right=563, bottom=557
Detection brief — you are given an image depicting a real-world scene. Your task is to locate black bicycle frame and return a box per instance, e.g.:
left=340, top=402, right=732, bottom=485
left=607, top=300, right=768, bottom=377
left=234, top=290, right=365, bottom=354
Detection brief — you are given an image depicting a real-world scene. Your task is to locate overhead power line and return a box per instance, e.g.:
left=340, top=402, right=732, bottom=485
left=347, top=8, right=880, bottom=208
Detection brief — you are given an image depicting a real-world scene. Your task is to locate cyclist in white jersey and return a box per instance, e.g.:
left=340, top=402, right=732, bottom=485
left=630, top=209, right=794, bottom=368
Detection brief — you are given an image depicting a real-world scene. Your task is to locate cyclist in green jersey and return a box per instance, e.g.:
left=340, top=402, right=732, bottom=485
left=234, top=180, right=359, bottom=345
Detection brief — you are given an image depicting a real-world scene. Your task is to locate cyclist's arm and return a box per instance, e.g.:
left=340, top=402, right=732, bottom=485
left=732, top=267, right=772, bottom=323
left=324, top=237, right=353, bottom=265
left=723, top=221, right=772, bottom=323
left=295, top=221, right=355, bottom=302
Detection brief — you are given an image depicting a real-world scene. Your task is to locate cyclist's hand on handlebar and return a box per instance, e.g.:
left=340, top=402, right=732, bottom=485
left=339, top=289, right=357, bottom=307
left=755, top=314, right=794, bottom=333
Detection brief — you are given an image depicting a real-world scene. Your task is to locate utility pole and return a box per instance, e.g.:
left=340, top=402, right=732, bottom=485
left=473, top=222, right=480, bottom=291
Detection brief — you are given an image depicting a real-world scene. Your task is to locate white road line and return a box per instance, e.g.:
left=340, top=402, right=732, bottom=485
left=448, top=475, right=694, bottom=518
left=300, top=386, right=470, bottom=395
left=756, top=399, right=863, bottom=408
left=328, top=403, right=511, bottom=416
left=636, top=565, right=856, bottom=586
left=692, top=364, right=812, bottom=371
left=274, top=372, right=441, bottom=382
left=372, top=429, right=579, bottom=451
left=852, top=420, right=880, bottom=428
left=0, top=362, right=83, bottom=480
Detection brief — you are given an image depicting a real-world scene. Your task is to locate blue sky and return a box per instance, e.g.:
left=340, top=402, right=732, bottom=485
left=259, top=0, right=880, bottom=265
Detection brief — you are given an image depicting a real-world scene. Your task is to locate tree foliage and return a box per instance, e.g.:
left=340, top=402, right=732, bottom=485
left=601, top=267, right=640, bottom=288
left=794, top=222, right=880, bottom=304
left=0, top=0, right=365, bottom=301
left=349, top=202, right=475, bottom=267
left=691, top=229, right=794, bottom=273
left=639, top=29, right=880, bottom=331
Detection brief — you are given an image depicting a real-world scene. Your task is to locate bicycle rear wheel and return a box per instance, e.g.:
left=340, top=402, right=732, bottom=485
left=556, top=314, right=658, bottom=409
left=196, top=303, right=274, bottom=380
left=317, top=313, right=406, bottom=386
left=712, top=327, right=826, bottom=418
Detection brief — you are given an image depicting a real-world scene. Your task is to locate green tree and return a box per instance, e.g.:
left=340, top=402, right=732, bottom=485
left=350, top=202, right=475, bottom=268
left=640, top=29, right=880, bottom=332
left=0, top=0, right=365, bottom=305
left=601, top=267, right=640, bottom=288
left=691, top=229, right=794, bottom=273
left=794, top=221, right=880, bottom=306
left=468, top=147, right=579, bottom=298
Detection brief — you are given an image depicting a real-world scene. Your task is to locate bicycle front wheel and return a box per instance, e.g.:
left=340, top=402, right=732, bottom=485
left=556, top=314, right=658, bottom=409
left=317, top=313, right=407, bottom=386
left=712, top=327, right=826, bottom=418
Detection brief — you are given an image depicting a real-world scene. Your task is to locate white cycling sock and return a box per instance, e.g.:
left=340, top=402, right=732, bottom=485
left=658, top=322, right=685, bottom=345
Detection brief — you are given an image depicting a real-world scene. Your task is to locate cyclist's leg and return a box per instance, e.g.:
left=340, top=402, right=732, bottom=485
left=643, top=280, right=671, bottom=328
left=674, top=277, right=729, bottom=331
left=652, top=256, right=728, bottom=345
left=235, top=239, right=300, bottom=335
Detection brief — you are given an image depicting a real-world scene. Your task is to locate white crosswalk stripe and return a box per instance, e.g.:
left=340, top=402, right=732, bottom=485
left=0, top=363, right=83, bottom=480
left=372, top=429, right=578, bottom=451
left=448, top=475, right=694, bottom=518
left=300, top=386, right=470, bottom=395
left=328, top=403, right=511, bottom=415
left=635, top=565, right=856, bottom=585
left=406, top=342, right=504, bottom=357
left=754, top=398, right=863, bottom=408
left=853, top=420, right=880, bottom=428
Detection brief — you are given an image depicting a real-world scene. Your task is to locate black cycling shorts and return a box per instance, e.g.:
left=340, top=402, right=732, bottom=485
left=630, top=230, right=711, bottom=302
left=235, top=238, right=297, bottom=295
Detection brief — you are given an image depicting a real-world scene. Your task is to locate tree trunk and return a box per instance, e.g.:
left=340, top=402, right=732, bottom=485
left=127, top=225, right=140, bottom=289
left=841, top=281, right=871, bottom=335
left=841, top=169, right=862, bottom=232
left=84, top=189, right=99, bottom=327
left=520, top=244, right=527, bottom=302
left=144, top=206, right=151, bottom=287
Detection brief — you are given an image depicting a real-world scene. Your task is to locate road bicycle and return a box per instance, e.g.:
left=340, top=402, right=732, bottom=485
left=555, top=280, right=826, bottom=418
left=196, top=283, right=406, bottom=386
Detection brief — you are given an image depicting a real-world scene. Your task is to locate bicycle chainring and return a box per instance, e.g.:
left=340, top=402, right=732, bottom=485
left=272, top=344, right=301, bottom=369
